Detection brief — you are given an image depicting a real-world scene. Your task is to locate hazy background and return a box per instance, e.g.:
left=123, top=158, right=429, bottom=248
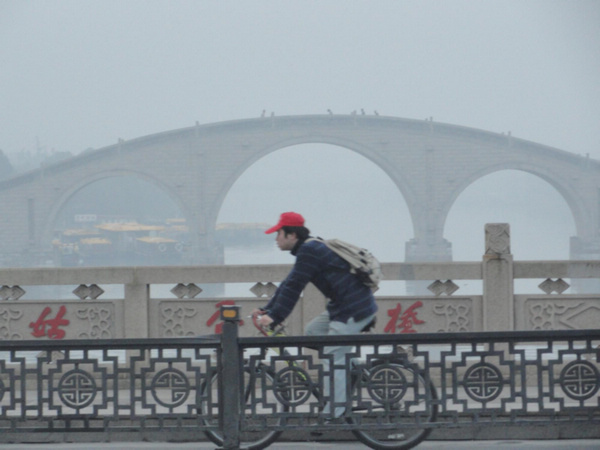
left=1, top=1, right=599, bottom=294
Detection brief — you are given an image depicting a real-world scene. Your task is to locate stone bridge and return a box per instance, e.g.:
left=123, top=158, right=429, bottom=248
left=0, top=114, right=598, bottom=266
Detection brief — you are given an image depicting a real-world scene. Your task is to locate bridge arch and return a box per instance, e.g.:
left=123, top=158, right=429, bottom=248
left=209, top=135, right=419, bottom=240
left=216, top=143, right=413, bottom=263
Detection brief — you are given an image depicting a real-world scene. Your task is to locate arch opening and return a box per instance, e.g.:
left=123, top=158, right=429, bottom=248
left=216, top=143, right=412, bottom=295
left=50, top=176, right=189, bottom=267
left=445, top=170, right=576, bottom=294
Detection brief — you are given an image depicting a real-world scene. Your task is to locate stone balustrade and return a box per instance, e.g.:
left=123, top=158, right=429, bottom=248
left=0, top=224, right=598, bottom=342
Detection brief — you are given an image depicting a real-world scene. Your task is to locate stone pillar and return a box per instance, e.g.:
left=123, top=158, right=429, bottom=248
left=124, top=282, right=150, bottom=338
left=482, top=223, right=514, bottom=331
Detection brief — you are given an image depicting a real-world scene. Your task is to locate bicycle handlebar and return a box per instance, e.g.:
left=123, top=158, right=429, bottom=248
left=250, top=312, right=287, bottom=337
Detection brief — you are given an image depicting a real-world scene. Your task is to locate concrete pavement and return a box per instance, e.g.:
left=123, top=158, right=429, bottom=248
left=1, top=440, right=599, bottom=449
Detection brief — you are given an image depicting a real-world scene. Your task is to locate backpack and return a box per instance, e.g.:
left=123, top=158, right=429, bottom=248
left=308, top=237, right=383, bottom=290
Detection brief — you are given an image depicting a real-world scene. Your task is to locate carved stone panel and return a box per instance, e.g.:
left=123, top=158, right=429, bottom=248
left=0, top=301, right=122, bottom=340
left=150, top=298, right=303, bottom=338
left=374, top=297, right=482, bottom=333
left=516, top=295, right=600, bottom=330
left=150, top=297, right=483, bottom=337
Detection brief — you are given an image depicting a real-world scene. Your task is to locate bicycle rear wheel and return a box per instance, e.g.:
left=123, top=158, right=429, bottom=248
left=350, top=362, right=438, bottom=450
left=200, top=365, right=286, bottom=450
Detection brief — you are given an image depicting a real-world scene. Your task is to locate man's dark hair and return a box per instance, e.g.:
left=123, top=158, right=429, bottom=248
left=281, top=226, right=310, bottom=241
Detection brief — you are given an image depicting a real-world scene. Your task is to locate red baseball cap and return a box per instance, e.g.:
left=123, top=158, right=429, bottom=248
left=265, top=212, right=305, bottom=234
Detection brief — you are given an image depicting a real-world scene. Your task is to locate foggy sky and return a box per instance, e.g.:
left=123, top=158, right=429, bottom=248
left=0, top=0, right=598, bottom=273
left=1, top=1, right=599, bottom=159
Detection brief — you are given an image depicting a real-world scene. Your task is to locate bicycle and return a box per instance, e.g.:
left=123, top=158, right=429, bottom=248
left=200, top=312, right=438, bottom=450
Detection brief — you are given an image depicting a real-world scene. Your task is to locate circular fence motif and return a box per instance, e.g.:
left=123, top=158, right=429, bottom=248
left=273, top=366, right=313, bottom=406
left=151, top=368, right=190, bottom=407
left=463, top=362, right=503, bottom=402
left=58, top=368, right=97, bottom=409
left=559, top=360, right=600, bottom=401
left=367, top=364, right=408, bottom=405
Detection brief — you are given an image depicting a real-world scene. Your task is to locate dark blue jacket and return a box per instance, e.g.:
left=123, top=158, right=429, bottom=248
left=264, top=238, right=378, bottom=325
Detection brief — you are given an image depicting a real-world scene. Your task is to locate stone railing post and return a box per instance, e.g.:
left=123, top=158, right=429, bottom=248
left=219, top=304, right=242, bottom=450
left=483, top=223, right=514, bottom=331
left=124, top=282, right=150, bottom=338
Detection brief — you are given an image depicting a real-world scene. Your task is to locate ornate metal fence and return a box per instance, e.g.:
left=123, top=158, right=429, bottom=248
left=239, top=329, right=600, bottom=427
left=1, top=306, right=599, bottom=447
left=0, top=336, right=221, bottom=441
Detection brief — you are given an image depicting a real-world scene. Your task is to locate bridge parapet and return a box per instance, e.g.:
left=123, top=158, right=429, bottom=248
left=0, top=224, right=598, bottom=342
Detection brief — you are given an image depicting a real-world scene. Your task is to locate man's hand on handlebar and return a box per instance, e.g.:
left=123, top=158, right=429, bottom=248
left=250, top=309, right=274, bottom=327
left=250, top=309, right=286, bottom=337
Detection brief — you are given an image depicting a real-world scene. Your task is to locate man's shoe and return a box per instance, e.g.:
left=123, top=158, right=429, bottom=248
left=323, top=416, right=346, bottom=425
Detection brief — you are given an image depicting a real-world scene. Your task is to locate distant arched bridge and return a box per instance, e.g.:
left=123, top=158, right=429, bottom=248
left=0, top=114, right=598, bottom=266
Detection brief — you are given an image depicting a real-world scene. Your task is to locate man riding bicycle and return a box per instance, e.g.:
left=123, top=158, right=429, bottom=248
left=253, top=211, right=378, bottom=419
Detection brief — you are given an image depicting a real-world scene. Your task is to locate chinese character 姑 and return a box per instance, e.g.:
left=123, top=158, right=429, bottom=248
left=29, top=305, right=70, bottom=339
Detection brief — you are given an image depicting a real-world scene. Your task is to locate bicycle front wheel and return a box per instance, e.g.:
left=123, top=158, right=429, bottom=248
left=200, top=365, right=286, bottom=450
left=350, top=362, right=438, bottom=450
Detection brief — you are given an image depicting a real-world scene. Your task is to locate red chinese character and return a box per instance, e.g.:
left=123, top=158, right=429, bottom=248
left=206, top=300, right=244, bottom=334
left=384, top=301, right=425, bottom=334
left=29, top=305, right=70, bottom=339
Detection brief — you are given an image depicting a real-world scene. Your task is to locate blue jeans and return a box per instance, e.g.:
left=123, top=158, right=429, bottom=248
left=305, top=311, right=376, bottom=417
